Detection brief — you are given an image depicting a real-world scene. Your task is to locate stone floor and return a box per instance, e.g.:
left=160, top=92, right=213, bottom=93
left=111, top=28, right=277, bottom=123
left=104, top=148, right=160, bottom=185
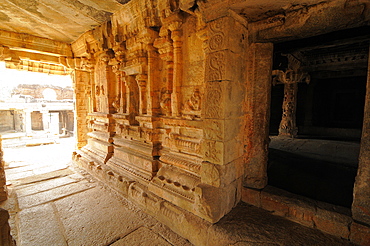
left=0, top=137, right=357, bottom=246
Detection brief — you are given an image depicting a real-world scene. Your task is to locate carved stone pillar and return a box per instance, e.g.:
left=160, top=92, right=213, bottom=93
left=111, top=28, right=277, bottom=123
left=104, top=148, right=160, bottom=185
left=154, top=34, right=173, bottom=116
left=272, top=55, right=310, bottom=138
left=197, top=16, right=248, bottom=222
left=73, top=69, right=92, bottom=149
left=279, top=82, right=298, bottom=137
left=169, top=21, right=183, bottom=117
left=244, top=43, right=273, bottom=189
left=142, top=31, right=160, bottom=116
left=135, top=74, right=148, bottom=115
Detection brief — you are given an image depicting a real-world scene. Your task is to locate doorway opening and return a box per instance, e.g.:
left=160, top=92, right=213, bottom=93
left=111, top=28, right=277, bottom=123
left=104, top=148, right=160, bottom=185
left=0, top=61, right=75, bottom=182
left=268, top=27, right=369, bottom=208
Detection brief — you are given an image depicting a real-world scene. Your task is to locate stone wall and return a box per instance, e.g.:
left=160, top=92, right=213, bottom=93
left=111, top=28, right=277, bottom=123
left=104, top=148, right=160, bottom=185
left=13, top=84, right=73, bottom=100
left=71, top=0, right=248, bottom=224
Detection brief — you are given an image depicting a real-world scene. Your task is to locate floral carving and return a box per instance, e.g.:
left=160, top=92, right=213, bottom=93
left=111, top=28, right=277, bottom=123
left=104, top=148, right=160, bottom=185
left=208, top=18, right=225, bottom=51
left=207, top=52, right=225, bottom=81
left=205, top=141, right=220, bottom=163
left=205, top=83, right=222, bottom=118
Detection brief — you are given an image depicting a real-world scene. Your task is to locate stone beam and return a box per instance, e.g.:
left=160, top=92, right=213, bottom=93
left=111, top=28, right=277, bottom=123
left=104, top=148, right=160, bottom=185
left=0, top=29, right=72, bottom=57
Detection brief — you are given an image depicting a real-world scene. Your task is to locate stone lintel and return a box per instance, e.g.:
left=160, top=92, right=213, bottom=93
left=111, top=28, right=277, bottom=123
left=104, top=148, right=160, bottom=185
left=0, top=29, right=72, bottom=57
left=252, top=0, right=369, bottom=43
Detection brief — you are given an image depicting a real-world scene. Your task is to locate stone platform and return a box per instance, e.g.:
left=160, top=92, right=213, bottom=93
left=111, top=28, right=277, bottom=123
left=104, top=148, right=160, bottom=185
left=0, top=138, right=355, bottom=246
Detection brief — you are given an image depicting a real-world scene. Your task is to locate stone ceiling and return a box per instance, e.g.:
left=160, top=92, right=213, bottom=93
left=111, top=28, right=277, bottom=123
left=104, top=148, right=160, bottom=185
left=0, top=0, right=130, bottom=43
left=229, top=0, right=326, bottom=22
left=0, top=0, right=335, bottom=45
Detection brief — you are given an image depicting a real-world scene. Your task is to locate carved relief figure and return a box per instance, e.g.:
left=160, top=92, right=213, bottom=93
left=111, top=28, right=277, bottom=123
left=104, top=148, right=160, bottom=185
left=160, top=88, right=172, bottom=116
left=112, top=95, right=121, bottom=113
left=184, top=88, right=201, bottom=111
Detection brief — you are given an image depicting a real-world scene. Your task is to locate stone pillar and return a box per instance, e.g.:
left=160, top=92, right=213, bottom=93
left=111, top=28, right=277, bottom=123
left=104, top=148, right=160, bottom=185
left=154, top=34, right=173, bottom=116
left=24, top=109, right=32, bottom=136
left=169, top=21, right=183, bottom=117
left=144, top=36, right=160, bottom=116
left=199, top=16, right=248, bottom=222
left=41, top=110, right=50, bottom=131
left=244, top=43, right=273, bottom=189
left=272, top=56, right=310, bottom=138
left=352, top=47, right=370, bottom=226
left=73, top=70, right=91, bottom=149
left=135, top=74, right=148, bottom=115
left=279, top=82, right=298, bottom=137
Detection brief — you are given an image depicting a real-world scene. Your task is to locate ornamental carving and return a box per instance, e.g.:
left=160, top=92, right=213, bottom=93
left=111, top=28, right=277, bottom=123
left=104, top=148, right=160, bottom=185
left=207, top=52, right=226, bottom=81
left=208, top=19, right=225, bottom=51
left=205, top=83, right=222, bottom=118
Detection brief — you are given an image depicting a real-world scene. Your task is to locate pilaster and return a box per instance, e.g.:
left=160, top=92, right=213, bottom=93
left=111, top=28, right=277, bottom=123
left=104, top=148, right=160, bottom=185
left=73, top=69, right=92, bottom=149
left=244, top=42, right=273, bottom=189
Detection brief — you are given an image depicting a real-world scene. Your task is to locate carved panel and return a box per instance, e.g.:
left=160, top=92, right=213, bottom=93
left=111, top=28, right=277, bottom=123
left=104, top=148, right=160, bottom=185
left=206, top=51, right=226, bottom=82
left=204, top=82, right=223, bottom=119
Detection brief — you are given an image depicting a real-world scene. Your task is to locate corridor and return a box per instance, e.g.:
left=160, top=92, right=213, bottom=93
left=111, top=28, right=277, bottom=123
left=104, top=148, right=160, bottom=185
left=0, top=137, right=356, bottom=246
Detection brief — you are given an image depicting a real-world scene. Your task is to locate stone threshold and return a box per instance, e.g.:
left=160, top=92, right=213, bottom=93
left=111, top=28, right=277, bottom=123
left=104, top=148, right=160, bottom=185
left=242, top=185, right=370, bottom=246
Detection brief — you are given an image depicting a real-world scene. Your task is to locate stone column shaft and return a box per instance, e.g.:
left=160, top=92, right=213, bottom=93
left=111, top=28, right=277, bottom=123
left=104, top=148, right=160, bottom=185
left=244, top=43, right=273, bottom=189
left=170, top=27, right=182, bottom=117
left=73, top=70, right=91, bottom=149
left=25, top=110, right=32, bottom=136
left=279, top=82, right=298, bottom=137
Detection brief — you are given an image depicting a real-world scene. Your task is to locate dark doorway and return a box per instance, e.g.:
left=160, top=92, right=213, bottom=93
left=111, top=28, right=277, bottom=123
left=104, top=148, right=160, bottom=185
left=268, top=28, right=369, bottom=208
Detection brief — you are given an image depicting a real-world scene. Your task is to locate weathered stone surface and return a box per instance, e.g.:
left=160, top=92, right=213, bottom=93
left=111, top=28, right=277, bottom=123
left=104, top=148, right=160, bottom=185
left=18, top=180, right=94, bottom=209
left=350, top=222, right=370, bottom=246
left=15, top=176, right=83, bottom=198
left=207, top=203, right=353, bottom=246
left=111, top=227, right=172, bottom=246
left=18, top=203, right=67, bottom=246
left=244, top=42, right=273, bottom=189
left=54, top=186, right=145, bottom=246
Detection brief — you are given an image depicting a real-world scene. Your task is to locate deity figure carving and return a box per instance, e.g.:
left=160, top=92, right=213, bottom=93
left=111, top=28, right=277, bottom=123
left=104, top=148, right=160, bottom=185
left=112, top=95, right=121, bottom=113
left=184, top=88, right=201, bottom=111
left=182, top=88, right=201, bottom=119
left=160, top=88, right=172, bottom=116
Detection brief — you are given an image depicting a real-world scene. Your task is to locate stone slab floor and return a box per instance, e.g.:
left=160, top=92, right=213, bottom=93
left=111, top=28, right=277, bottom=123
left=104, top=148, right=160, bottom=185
left=0, top=138, right=356, bottom=246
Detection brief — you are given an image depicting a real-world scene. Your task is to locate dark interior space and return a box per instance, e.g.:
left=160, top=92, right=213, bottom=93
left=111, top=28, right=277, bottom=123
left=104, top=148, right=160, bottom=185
left=268, top=27, right=369, bottom=208
left=268, top=148, right=357, bottom=207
